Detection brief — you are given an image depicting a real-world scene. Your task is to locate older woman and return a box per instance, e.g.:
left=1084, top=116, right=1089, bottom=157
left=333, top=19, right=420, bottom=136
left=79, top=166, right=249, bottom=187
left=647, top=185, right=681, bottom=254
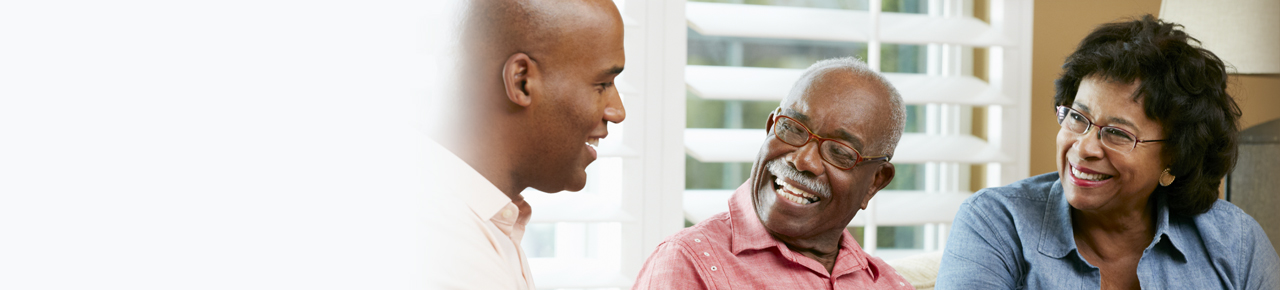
left=936, top=15, right=1279, bottom=289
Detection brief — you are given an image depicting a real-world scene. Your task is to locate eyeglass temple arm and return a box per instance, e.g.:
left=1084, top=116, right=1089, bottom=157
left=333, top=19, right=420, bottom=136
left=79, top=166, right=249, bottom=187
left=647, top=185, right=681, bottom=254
left=864, top=155, right=891, bottom=162
left=765, top=107, right=782, bottom=133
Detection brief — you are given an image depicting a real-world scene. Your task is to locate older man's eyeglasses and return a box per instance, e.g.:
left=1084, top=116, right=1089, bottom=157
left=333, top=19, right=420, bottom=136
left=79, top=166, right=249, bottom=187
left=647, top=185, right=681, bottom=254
left=767, top=108, right=888, bottom=170
left=1055, top=106, right=1166, bottom=153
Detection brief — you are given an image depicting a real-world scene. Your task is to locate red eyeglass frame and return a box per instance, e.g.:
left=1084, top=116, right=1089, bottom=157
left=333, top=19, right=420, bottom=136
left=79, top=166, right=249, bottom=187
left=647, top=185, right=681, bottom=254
left=766, top=108, right=889, bottom=170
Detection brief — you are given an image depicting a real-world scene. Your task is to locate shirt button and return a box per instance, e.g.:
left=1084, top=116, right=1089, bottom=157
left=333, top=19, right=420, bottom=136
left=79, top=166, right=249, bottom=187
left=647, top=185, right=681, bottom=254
left=703, top=252, right=710, bottom=256
left=694, top=238, right=701, bottom=243
left=710, top=266, right=718, bottom=271
left=502, top=209, right=514, bottom=219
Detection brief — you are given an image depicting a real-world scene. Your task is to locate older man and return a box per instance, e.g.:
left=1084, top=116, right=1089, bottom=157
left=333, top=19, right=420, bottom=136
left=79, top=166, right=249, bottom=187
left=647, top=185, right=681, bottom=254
left=425, top=0, right=626, bottom=289
left=633, top=57, right=911, bottom=289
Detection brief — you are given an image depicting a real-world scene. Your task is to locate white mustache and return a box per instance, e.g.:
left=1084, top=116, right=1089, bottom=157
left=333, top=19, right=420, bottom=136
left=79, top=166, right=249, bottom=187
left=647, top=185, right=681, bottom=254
left=766, top=158, right=830, bottom=197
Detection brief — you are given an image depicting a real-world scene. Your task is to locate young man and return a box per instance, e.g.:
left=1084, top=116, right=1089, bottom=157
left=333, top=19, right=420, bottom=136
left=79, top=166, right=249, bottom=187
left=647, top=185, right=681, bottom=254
left=425, top=0, right=626, bottom=289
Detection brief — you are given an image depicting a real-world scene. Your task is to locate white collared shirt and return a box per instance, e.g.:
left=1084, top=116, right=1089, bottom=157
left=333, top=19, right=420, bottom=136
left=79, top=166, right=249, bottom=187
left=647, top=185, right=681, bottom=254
left=425, top=139, right=535, bottom=290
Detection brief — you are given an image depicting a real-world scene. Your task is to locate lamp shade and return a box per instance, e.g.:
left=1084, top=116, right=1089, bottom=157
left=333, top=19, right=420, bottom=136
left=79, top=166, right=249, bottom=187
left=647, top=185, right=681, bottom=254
left=1160, top=0, right=1280, bottom=74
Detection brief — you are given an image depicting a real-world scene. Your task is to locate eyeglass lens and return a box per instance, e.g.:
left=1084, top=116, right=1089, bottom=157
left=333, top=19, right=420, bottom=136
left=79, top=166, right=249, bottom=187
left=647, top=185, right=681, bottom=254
left=773, top=116, right=860, bottom=168
left=1056, top=106, right=1139, bottom=152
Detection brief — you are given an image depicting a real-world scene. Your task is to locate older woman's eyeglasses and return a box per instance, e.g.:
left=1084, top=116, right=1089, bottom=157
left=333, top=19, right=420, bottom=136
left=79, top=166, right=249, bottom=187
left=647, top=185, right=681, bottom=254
left=767, top=108, right=888, bottom=170
left=1055, top=106, right=1166, bottom=153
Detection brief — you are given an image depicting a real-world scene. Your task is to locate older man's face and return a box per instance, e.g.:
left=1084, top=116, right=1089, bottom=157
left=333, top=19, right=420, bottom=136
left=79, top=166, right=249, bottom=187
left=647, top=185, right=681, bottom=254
left=750, top=71, right=893, bottom=240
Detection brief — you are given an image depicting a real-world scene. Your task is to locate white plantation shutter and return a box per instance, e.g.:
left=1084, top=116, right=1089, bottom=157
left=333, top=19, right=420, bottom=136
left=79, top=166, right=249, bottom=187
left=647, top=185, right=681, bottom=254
left=681, top=0, right=1031, bottom=259
left=519, top=1, right=1032, bottom=288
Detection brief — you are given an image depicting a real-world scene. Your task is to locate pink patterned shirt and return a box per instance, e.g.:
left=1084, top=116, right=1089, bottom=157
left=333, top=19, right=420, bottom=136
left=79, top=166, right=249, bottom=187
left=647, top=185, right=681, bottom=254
left=633, top=182, right=913, bottom=290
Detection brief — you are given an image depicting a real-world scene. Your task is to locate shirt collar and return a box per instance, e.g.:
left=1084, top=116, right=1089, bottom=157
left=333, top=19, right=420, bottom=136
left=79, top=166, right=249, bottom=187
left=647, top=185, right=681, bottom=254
left=833, top=229, right=875, bottom=280
left=1037, top=179, right=1075, bottom=258
left=727, top=180, right=873, bottom=278
left=1037, top=178, right=1187, bottom=259
left=1148, top=193, right=1187, bottom=259
left=728, top=181, right=777, bottom=254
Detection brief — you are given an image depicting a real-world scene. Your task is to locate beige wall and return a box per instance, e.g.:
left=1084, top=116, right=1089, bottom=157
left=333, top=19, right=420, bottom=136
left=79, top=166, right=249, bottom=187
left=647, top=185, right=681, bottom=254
left=1233, top=75, right=1280, bottom=129
left=1029, top=0, right=1280, bottom=175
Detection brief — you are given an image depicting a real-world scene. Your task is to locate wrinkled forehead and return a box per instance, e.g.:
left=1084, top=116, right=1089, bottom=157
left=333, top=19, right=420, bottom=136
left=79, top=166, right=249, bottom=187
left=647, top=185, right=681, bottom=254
left=782, top=71, right=889, bottom=118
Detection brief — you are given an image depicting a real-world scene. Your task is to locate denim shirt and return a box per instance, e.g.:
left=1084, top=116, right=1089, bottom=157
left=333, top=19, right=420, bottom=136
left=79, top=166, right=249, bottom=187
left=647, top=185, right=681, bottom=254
left=936, top=173, right=1280, bottom=289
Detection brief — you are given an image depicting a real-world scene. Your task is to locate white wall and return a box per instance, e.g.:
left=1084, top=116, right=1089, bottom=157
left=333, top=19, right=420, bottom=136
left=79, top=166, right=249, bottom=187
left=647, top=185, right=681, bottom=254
left=0, top=1, right=451, bottom=289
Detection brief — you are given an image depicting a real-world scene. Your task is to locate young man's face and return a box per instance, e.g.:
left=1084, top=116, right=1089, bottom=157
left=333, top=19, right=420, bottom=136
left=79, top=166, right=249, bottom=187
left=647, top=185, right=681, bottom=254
left=524, top=1, right=626, bottom=193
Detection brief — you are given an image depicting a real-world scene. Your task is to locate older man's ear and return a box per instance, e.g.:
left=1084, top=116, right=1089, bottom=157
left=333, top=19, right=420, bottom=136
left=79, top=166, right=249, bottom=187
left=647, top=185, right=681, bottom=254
left=860, top=162, right=896, bottom=210
left=501, top=52, right=539, bottom=107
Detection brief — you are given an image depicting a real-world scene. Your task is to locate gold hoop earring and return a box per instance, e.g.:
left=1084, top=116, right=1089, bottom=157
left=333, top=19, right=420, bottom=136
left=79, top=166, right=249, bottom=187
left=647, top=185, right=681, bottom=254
left=1159, top=168, right=1176, bottom=187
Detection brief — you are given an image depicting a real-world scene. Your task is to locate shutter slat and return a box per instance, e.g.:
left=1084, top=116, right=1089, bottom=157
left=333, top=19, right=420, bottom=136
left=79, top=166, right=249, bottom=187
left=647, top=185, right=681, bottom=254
left=685, top=129, right=1012, bottom=164
left=686, top=2, right=1013, bottom=46
left=686, top=65, right=1012, bottom=105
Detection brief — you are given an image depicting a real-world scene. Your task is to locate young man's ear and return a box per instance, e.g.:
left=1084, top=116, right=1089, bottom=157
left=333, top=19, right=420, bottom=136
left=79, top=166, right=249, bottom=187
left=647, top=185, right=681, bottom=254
left=502, top=53, right=539, bottom=107
left=860, top=162, right=896, bottom=210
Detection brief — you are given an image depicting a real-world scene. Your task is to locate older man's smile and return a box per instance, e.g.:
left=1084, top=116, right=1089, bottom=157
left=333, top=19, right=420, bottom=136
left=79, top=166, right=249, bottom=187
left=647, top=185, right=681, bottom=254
left=767, top=158, right=828, bottom=206
left=775, top=178, right=820, bottom=204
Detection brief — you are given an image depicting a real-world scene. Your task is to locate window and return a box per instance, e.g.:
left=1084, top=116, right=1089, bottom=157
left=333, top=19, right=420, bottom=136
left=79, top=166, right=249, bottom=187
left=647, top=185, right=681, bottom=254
left=521, top=0, right=1032, bottom=288
left=682, top=0, right=1033, bottom=260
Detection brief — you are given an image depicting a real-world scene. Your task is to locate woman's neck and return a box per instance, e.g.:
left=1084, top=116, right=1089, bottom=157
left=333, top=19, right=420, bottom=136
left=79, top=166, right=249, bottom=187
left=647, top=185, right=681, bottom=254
left=1071, top=197, right=1157, bottom=259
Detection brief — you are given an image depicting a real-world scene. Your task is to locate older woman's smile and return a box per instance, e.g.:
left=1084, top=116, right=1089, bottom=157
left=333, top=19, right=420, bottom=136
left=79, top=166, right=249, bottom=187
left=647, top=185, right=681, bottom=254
left=1068, top=163, right=1114, bottom=187
left=1070, top=166, right=1110, bottom=181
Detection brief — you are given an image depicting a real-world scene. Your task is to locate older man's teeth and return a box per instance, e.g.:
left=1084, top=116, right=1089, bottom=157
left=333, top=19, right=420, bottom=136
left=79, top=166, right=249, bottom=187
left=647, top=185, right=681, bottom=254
left=774, top=178, right=818, bottom=204
left=781, top=192, right=809, bottom=204
left=587, top=138, right=600, bottom=147
left=1072, top=167, right=1111, bottom=181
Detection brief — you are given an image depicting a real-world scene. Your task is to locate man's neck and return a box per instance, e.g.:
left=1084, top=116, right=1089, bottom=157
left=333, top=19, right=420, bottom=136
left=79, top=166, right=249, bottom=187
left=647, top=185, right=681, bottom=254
left=435, top=133, right=525, bottom=202
left=773, top=229, right=844, bottom=274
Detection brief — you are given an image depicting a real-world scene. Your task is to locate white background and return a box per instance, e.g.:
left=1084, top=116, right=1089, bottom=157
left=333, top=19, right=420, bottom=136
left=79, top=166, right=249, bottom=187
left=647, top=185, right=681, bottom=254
left=0, top=1, right=454, bottom=289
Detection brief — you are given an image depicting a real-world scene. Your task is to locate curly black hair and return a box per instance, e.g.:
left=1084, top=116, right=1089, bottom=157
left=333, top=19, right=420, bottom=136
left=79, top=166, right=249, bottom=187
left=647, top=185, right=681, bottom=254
left=1053, top=14, right=1242, bottom=216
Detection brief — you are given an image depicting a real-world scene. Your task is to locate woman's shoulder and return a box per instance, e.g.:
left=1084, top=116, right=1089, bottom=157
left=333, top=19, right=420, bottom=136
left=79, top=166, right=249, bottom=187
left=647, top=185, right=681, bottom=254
left=1179, top=199, right=1280, bottom=286
left=952, top=172, right=1064, bottom=235
left=965, top=172, right=1061, bottom=208
left=939, top=173, right=1067, bottom=289
left=1187, top=199, right=1268, bottom=245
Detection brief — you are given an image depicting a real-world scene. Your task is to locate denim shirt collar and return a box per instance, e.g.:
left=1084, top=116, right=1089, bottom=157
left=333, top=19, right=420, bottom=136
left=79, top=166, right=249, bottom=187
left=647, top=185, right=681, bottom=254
left=1036, top=179, right=1187, bottom=261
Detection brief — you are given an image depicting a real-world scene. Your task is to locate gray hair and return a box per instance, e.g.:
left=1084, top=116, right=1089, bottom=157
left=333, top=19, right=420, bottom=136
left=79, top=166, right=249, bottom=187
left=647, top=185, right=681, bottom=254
left=787, top=57, right=906, bottom=159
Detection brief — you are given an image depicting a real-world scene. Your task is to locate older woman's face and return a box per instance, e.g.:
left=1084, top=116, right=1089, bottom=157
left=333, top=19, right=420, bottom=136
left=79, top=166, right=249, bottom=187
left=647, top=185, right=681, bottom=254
left=1056, top=76, right=1167, bottom=213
